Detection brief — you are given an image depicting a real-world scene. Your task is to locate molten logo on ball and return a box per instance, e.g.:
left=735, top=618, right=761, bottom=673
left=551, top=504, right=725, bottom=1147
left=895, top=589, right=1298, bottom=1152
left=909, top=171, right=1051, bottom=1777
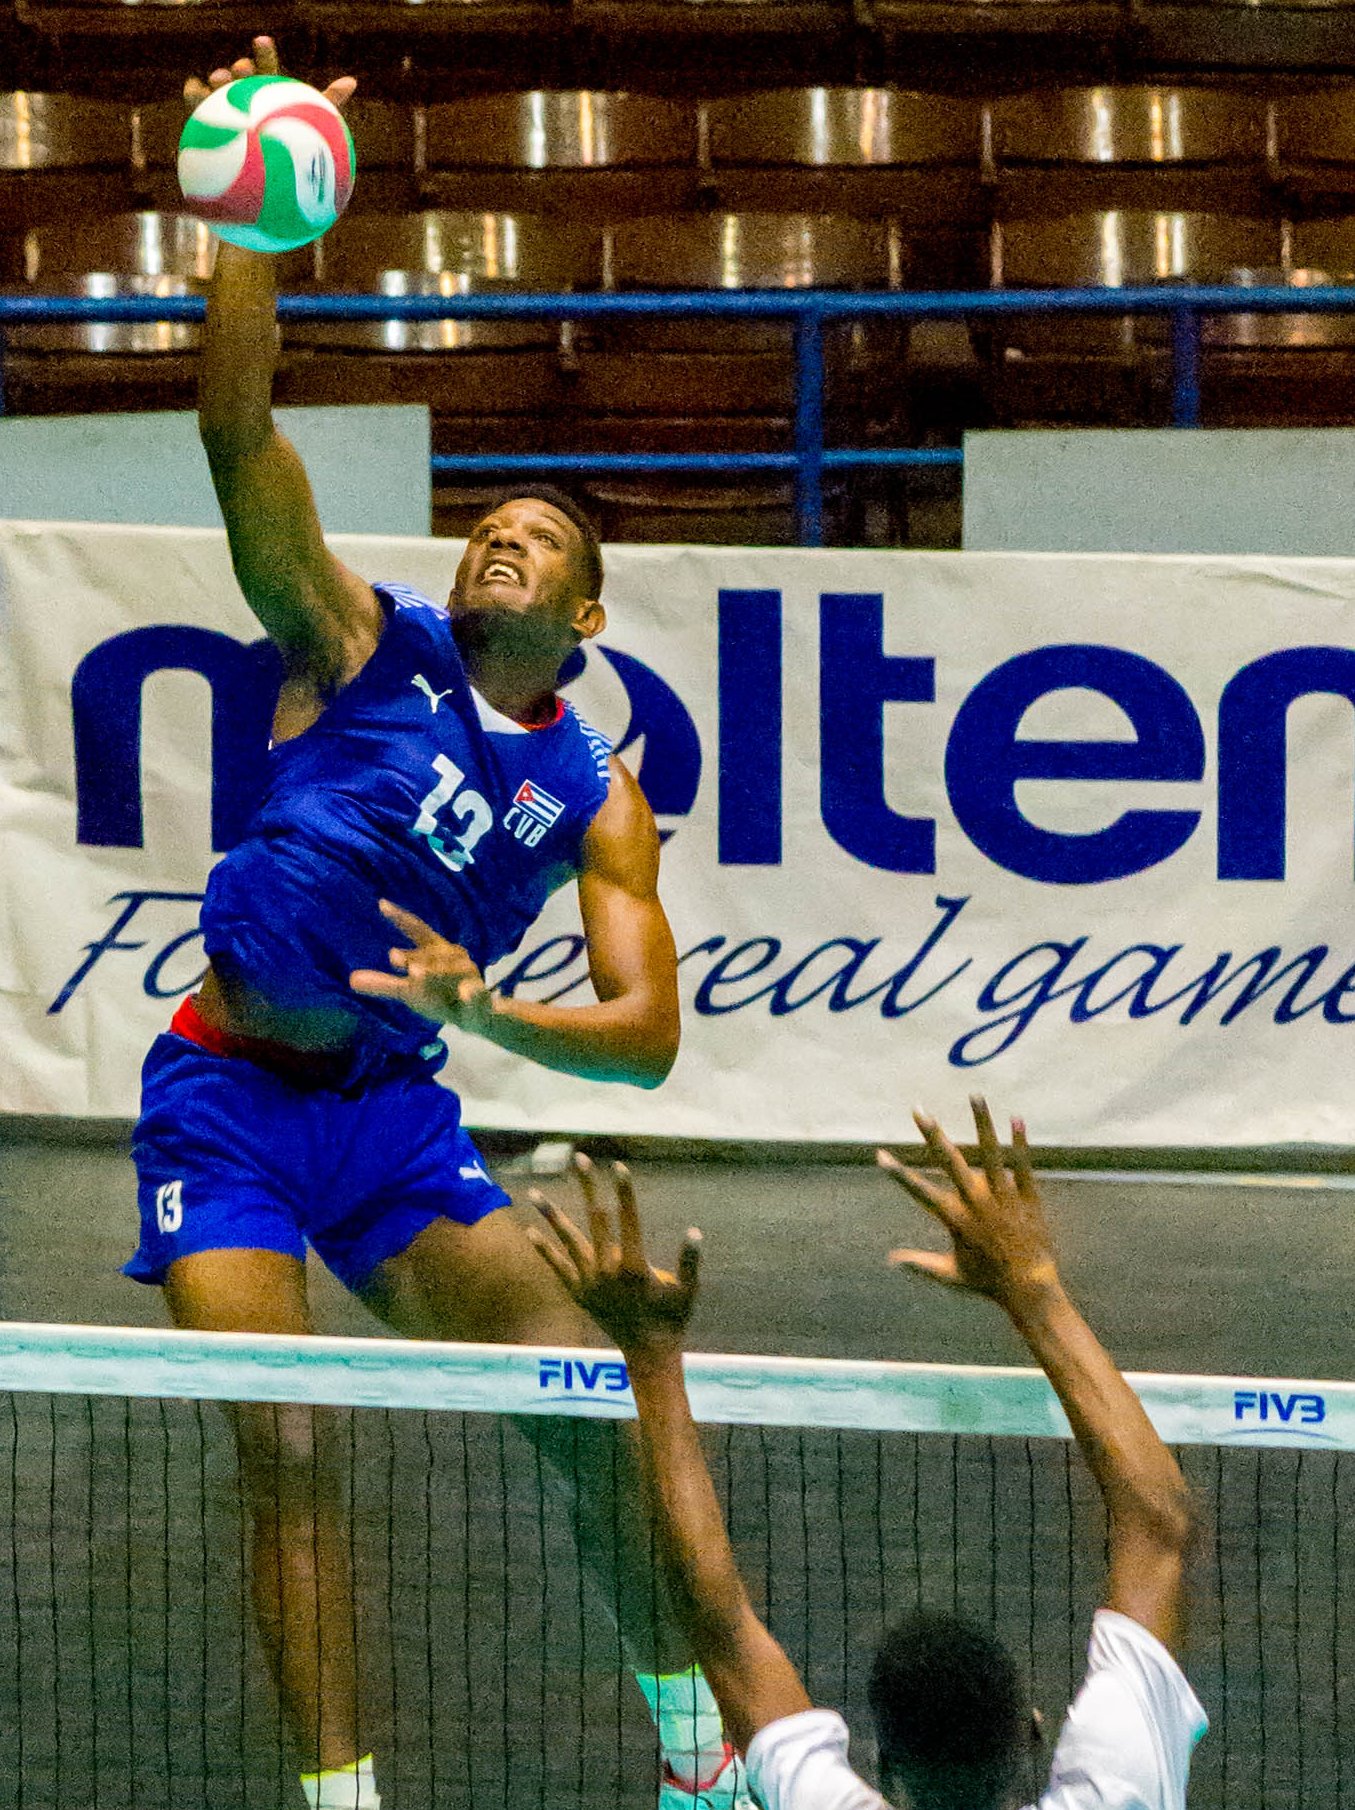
left=178, top=74, right=355, bottom=254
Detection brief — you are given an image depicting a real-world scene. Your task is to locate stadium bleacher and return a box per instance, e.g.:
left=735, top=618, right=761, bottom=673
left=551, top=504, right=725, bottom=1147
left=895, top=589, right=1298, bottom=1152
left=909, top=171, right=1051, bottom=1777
left=3, top=1, right=1355, bottom=541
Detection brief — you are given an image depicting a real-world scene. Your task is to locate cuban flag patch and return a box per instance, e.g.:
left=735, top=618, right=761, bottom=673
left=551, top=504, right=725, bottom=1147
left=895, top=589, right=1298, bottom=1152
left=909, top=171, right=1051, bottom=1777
left=514, top=780, right=566, bottom=829
left=506, top=779, right=567, bottom=847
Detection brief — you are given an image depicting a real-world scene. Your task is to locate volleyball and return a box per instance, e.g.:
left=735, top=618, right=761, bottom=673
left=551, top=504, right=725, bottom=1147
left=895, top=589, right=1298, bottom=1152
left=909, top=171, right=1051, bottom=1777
left=177, top=74, right=355, bottom=253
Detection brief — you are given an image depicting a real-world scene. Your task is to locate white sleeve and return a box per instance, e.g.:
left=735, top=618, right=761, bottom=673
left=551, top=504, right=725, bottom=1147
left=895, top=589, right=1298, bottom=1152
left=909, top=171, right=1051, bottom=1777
left=744, top=1709, right=893, bottom=1810
left=1036, top=1610, right=1208, bottom=1810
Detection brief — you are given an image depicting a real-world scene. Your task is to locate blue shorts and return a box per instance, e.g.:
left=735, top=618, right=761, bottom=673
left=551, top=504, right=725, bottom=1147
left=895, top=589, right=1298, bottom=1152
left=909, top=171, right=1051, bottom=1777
left=127, top=1032, right=511, bottom=1293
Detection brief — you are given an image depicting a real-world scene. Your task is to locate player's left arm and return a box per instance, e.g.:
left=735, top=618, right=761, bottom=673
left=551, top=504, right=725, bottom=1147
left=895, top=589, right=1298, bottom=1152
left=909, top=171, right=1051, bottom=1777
left=350, top=758, right=680, bottom=1087
left=529, top=1158, right=814, bottom=1755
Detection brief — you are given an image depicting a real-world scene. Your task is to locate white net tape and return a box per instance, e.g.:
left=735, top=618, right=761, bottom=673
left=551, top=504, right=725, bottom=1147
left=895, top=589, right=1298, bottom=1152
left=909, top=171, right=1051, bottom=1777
left=0, top=1320, right=1345, bottom=1447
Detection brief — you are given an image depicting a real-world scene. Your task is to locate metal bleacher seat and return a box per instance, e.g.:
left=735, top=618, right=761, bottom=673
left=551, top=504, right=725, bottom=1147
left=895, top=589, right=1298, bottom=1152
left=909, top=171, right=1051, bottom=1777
left=16, top=0, right=305, bottom=45
left=423, top=91, right=697, bottom=219
left=299, top=207, right=596, bottom=352
left=1275, top=89, right=1355, bottom=208
left=580, top=0, right=856, bottom=39
left=298, top=0, right=562, bottom=48
left=872, top=0, right=1126, bottom=45
left=706, top=87, right=983, bottom=232
left=0, top=91, right=133, bottom=230
left=1198, top=221, right=1355, bottom=425
left=990, top=209, right=1281, bottom=423
left=281, top=208, right=600, bottom=526
left=993, top=86, right=1269, bottom=217
left=575, top=212, right=891, bottom=544
left=705, top=86, right=987, bottom=395
left=989, top=88, right=1279, bottom=423
left=4, top=211, right=249, bottom=412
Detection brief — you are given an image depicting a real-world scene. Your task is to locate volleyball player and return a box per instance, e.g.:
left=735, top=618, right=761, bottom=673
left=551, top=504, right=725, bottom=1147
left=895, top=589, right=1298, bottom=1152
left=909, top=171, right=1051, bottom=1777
left=534, top=1100, right=1207, bottom=1810
left=125, top=38, right=748, bottom=1810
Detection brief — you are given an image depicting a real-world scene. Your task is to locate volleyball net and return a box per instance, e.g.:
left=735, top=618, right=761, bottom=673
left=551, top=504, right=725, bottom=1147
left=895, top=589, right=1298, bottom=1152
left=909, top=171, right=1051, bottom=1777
left=1, top=1322, right=1350, bottom=1809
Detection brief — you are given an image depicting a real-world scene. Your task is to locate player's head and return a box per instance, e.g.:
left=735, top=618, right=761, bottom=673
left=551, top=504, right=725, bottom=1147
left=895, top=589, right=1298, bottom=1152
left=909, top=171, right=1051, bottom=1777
left=449, top=488, right=605, bottom=673
left=868, top=1611, right=1035, bottom=1808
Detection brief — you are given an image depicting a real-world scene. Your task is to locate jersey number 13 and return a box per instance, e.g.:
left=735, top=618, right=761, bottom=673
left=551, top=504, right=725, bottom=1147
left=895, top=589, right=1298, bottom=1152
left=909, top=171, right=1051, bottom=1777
left=414, top=755, right=494, bottom=873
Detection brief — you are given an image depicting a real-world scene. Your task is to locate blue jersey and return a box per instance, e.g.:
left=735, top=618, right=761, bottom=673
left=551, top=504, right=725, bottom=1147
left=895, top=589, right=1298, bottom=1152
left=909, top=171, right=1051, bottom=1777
left=200, top=582, right=613, bottom=1075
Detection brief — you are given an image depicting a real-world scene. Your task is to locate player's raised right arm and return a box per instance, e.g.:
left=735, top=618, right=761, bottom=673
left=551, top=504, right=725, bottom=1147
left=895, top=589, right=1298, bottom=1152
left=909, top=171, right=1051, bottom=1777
left=194, top=40, right=380, bottom=676
left=881, top=1099, right=1197, bottom=1656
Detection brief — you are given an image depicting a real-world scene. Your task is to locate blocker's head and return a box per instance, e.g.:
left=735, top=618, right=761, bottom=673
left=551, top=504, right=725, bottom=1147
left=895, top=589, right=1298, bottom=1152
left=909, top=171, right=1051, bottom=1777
left=449, top=487, right=605, bottom=672
left=869, top=1611, right=1037, bottom=1809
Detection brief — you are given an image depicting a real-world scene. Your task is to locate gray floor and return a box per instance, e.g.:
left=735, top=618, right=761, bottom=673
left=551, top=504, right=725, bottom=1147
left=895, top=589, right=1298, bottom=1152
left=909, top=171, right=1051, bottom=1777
left=3, top=1130, right=1355, bottom=1378
left=3, top=1129, right=1355, bottom=1810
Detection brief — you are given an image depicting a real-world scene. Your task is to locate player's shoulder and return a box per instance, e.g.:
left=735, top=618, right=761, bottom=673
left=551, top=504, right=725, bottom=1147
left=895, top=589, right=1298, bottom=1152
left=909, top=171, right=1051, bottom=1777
left=745, top=1710, right=893, bottom=1810
left=371, top=581, right=462, bottom=672
left=1035, top=1612, right=1206, bottom=1810
left=373, top=580, right=450, bottom=620
left=561, top=698, right=614, bottom=791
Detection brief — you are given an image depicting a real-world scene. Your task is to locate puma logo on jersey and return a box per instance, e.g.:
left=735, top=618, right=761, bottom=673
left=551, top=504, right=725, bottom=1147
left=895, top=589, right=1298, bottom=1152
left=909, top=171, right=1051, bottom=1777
left=412, top=674, right=456, bottom=714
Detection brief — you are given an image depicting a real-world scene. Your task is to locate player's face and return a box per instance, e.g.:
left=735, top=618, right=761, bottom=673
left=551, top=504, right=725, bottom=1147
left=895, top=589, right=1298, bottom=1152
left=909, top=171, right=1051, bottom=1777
left=451, top=500, right=595, bottom=635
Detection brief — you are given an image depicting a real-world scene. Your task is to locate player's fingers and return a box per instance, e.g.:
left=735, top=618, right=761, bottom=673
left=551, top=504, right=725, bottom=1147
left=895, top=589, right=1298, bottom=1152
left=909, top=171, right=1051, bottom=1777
left=612, top=1163, right=646, bottom=1272
left=1010, top=1117, right=1039, bottom=1201
left=349, top=969, right=411, bottom=999
left=389, top=947, right=410, bottom=972
left=875, top=1148, right=914, bottom=1187
left=184, top=78, right=211, bottom=104
left=530, top=1192, right=594, bottom=1279
left=970, top=1096, right=1008, bottom=1197
left=677, top=1228, right=703, bottom=1302
left=881, top=1155, right=962, bottom=1226
left=573, top=1151, right=599, bottom=1217
left=888, top=1248, right=965, bottom=1288
left=252, top=35, right=280, bottom=73
left=585, top=1198, right=615, bottom=1273
left=379, top=899, right=438, bottom=946
left=569, top=1155, right=614, bottom=1269
left=914, top=1109, right=979, bottom=1205
left=229, top=57, right=256, bottom=78
left=325, top=76, right=357, bottom=108
left=456, top=977, right=486, bottom=1008
left=526, top=1227, right=581, bottom=1295
left=206, top=67, right=234, bottom=89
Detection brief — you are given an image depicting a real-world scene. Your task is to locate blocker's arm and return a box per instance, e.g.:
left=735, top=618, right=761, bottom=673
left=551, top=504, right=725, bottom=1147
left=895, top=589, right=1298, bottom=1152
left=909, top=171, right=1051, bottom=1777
left=882, top=1099, right=1197, bottom=1654
left=1004, top=1269, right=1196, bottom=1653
left=529, top=1162, right=815, bottom=1754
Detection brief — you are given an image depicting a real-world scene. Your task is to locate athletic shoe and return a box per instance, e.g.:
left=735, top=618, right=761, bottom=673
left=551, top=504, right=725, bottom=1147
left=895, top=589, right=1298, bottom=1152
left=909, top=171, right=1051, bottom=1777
left=658, top=1742, right=755, bottom=1809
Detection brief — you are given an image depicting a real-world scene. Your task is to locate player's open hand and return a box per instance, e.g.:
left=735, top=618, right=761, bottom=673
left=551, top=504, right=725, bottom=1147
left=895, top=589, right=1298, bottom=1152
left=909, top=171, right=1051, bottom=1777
left=349, top=901, right=497, bottom=1034
left=877, top=1096, right=1061, bottom=1314
left=183, top=35, right=356, bottom=111
left=529, top=1155, right=702, bottom=1370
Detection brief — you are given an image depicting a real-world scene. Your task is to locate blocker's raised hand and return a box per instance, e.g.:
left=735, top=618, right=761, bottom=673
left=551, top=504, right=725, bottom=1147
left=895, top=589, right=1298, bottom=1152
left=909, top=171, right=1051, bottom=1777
left=184, top=34, right=356, bottom=110
left=350, top=900, right=496, bottom=1034
left=877, top=1095, right=1061, bottom=1312
left=529, top=1155, right=702, bottom=1367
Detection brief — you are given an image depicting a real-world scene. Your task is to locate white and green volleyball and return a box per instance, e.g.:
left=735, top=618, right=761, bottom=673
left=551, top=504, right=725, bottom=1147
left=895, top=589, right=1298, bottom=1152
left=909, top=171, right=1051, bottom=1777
left=178, top=75, right=355, bottom=253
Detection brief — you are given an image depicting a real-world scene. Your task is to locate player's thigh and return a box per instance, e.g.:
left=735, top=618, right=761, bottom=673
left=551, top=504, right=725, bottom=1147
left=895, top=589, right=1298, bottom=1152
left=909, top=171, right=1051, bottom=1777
left=165, top=1245, right=313, bottom=1335
left=165, top=1247, right=332, bottom=1495
left=361, top=1207, right=599, bottom=1348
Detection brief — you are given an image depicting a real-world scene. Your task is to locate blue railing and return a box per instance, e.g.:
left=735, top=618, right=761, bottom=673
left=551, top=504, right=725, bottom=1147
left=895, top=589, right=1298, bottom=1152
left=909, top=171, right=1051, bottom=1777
left=2, top=283, right=1352, bottom=545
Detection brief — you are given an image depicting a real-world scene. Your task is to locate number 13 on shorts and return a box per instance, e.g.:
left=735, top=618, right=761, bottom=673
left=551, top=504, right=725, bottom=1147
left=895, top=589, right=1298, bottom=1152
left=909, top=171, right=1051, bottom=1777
left=155, top=1179, right=184, bottom=1233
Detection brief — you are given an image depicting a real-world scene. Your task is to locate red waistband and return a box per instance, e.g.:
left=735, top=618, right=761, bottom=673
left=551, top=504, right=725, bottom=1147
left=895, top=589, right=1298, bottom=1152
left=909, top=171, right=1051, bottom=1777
left=170, top=995, right=351, bottom=1086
